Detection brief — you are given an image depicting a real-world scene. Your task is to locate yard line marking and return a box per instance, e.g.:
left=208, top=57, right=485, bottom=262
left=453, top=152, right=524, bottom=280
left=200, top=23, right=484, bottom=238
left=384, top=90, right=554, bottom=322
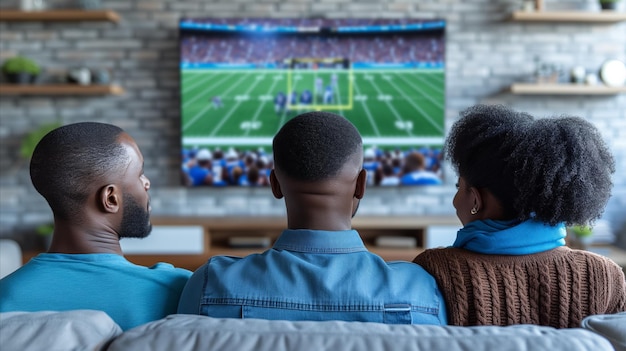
left=353, top=78, right=381, bottom=137
left=396, top=73, right=445, bottom=111
left=334, top=73, right=345, bottom=117
left=208, top=73, right=268, bottom=137
left=181, top=136, right=444, bottom=147
left=182, top=72, right=235, bottom=110
left=278, top=72, right=297, bottom=132
left=182, top=136, right=273, bottom=146
left=411, top=74, right=444, bottom=96
left=387, top=72, right=444, bottom=134
left=181, top=71, right=205, bottom=89
left=366, top=72, right=414, bottom=137
left=182, top=72, right=252, bottom=131
left=244, top=74, right=282, bottom=136
left=181, top=70, right=224, bottom=95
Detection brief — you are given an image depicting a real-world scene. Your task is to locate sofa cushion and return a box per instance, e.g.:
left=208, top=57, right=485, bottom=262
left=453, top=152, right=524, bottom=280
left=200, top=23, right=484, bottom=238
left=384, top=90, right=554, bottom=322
left=0, top=310, right=122, bottom=351
left=0, top=239, right=22, bottom=279
left=581, top=312, right=626, bottom=351
left=106, top=314, right=613, bottom=351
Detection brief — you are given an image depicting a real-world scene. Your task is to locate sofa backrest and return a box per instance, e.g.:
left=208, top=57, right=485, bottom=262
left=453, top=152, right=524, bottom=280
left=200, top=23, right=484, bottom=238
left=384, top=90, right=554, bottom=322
left=0, top=239, right=22, bottom=279
left=581, top=313, right=626, bottom=351
left=1, top=311, right=620, bottom=351
left=0, top=310, right=122, bottom=351
left=105, top=314, right=614, bottom=351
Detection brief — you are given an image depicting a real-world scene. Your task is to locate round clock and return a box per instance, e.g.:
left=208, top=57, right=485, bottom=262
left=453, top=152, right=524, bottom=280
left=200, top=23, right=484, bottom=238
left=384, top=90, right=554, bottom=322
left=599, top=60, right=626, bottom=87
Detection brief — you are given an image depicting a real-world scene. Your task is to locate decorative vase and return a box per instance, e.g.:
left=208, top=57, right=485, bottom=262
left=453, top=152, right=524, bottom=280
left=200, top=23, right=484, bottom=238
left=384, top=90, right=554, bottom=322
left=5, top=73, right=37, bottom=84
left=600, top=2, right=618, bottom=10
left=67, top=67, right=92, bottom=85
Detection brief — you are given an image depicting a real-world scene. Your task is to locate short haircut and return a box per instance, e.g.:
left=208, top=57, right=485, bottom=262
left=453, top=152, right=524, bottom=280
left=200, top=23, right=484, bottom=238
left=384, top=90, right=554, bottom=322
left=273, top=111, right=362, bottom=181
left=445, top=104, right=615, bottom=226
left=30, top=122, right=129, bottom=219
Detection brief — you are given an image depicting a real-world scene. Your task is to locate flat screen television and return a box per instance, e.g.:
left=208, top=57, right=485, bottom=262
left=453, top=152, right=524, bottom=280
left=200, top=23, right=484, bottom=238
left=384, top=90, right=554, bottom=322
left=179, top=18, right=445, bottom=187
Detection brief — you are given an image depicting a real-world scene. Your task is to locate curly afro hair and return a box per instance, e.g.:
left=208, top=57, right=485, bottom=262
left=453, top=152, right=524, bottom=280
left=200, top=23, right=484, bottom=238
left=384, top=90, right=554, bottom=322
left=445, top=104, right=615, bottom=226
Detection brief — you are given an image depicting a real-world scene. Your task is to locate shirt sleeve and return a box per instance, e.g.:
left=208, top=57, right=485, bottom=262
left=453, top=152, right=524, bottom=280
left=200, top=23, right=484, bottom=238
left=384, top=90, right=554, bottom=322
left=413, top=250, right=449, bottom=325
left=437, top=288, right=448, bottom=325
left=177, top=265, right=206, bottom=314
left=608, top=260, right=626, bottom=313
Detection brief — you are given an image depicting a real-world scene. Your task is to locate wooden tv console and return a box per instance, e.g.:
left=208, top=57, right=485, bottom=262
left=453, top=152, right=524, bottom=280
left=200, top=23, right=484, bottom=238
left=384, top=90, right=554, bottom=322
left=122, top=216, right=461, bottom=270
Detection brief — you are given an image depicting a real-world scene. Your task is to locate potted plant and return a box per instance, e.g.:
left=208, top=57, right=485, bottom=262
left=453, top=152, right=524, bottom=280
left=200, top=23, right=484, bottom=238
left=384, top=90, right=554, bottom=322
left=20, top=122, right=61, bottom=250
left=20, top=122, right=62, bottom=160
left=36, top=223, right=54, bottom=249
left=599, top=0, right=622, bottom=10
left=569, top=225, right=593, bottom=250
left=1, top=56, right=41, bottom=84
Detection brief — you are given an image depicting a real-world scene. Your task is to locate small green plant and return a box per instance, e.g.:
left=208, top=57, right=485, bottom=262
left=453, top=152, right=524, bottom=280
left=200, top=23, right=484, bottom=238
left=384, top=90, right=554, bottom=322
left=36, top=222, right=54, bottom=249
left=1, top=56, right=41, bottom=75
left=36, top=223, right=54, bottom=237
left=570, top=225, right=593, bottom=238
left=20, top=122, right=62, bottom=160
left=599, top=0, right=622, bottom=9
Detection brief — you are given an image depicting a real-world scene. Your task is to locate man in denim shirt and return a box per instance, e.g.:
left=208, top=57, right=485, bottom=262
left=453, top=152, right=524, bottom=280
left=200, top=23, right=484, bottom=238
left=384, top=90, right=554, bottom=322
left=178, top=111, right=447, bottom=325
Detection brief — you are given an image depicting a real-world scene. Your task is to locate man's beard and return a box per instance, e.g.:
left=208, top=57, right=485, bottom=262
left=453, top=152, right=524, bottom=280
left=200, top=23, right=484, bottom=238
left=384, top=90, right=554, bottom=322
left=119, top=193, right=152, bottom=239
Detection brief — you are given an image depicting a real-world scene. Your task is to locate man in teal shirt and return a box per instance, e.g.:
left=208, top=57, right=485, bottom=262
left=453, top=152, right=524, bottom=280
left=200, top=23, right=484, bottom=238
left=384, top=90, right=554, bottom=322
left=178, top=112, right=447, bottom=325
left=0, top=122, right=191, bottom=331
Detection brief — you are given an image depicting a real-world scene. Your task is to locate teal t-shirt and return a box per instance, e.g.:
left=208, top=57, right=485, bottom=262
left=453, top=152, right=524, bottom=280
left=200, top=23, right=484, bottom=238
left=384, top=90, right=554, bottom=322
left=0, top=253, right=191, bottom=330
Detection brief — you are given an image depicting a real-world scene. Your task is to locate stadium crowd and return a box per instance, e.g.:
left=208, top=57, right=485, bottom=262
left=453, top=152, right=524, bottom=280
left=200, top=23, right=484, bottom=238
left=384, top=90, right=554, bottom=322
left=181, top=35, right=443, bottom=66
left=181, top=146, right=442, bottom=187
left=180, top=18, right=443, bottom=66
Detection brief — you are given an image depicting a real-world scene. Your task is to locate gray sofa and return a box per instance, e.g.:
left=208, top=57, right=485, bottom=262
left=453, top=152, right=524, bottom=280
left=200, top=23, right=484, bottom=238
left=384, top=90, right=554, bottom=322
left=0, top=310, right=623, bottom=351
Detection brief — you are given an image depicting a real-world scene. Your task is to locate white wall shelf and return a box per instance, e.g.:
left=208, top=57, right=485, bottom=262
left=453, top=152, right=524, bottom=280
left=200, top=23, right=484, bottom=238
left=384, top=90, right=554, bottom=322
left=509, top=83, right=626, bottom=95
left=509, top=10, right=626, bottom=22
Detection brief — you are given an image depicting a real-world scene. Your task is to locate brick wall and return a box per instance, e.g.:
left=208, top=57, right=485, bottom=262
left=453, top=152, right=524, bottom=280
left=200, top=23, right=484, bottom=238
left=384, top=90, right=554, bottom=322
left=1, top=0, right=625, bottom=249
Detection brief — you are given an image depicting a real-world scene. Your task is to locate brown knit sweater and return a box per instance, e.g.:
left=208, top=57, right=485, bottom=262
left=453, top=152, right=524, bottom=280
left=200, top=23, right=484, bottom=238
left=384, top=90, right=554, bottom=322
left=413, top=246, right=626, bottom=328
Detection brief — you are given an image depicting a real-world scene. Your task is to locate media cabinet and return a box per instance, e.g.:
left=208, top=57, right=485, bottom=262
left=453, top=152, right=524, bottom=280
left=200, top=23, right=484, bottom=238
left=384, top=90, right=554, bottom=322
left=123, top=216, right=462, bottom=270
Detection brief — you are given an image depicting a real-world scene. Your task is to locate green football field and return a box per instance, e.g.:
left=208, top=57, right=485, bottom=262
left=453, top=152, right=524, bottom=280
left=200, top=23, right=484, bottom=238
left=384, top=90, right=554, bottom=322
left=181, top=69, right=445, bottom=151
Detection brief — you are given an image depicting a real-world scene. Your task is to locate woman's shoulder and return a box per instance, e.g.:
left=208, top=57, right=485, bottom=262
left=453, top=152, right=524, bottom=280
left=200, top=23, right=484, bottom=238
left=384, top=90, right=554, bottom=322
left=412, top=247, right=467, bottom=265
left=414, top=246, right=623, bottom=273
left=562, top=246, right=625, bottom=272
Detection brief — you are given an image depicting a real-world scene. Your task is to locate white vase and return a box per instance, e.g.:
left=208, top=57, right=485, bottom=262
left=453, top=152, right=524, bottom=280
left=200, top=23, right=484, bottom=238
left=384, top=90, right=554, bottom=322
left=20, top=0, right=46, bottom=11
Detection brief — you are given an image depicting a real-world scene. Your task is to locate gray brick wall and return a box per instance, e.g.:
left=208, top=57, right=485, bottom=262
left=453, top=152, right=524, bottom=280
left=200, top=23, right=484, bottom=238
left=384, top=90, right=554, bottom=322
left=1, top=0, right=625, bottom=249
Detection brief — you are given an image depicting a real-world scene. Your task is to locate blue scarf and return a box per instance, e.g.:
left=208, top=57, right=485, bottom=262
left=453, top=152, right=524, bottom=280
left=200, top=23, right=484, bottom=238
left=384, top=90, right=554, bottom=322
left=453, top=219, right=566, bottom=255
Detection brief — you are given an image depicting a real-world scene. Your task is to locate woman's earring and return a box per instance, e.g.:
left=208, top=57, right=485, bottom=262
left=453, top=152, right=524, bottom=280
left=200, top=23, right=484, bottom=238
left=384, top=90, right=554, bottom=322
left=470, top=207, right=478, bottom=215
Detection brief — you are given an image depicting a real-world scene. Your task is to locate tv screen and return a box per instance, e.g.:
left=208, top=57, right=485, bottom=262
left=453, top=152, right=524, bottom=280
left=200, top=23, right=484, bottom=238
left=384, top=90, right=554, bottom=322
left=179, top=18, right=445, bottom=187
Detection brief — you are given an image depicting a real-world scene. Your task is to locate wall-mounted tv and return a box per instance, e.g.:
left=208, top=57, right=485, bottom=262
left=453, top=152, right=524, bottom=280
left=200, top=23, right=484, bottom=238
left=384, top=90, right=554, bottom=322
left=179, top=18, right=445, bottom=187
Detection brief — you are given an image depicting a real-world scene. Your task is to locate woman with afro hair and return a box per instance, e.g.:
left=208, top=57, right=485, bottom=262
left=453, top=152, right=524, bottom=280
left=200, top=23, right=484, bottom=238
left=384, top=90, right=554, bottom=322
left=413, top=104, right=625, bottom=328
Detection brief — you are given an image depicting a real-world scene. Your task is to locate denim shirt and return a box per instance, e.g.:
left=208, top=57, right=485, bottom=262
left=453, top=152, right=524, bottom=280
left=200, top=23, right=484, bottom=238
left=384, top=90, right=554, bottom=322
left=178, top=229, right=447, bottom=325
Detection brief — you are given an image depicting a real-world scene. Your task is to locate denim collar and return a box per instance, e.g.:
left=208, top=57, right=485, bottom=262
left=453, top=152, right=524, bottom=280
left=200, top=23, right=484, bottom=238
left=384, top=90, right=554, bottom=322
left=273, top=229, right=368, bottom=254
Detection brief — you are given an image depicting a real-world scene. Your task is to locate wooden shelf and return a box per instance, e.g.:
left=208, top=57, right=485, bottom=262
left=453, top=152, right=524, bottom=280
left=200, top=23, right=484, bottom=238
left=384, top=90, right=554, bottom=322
left=0, top=84, right=124, bottom=96
left=509, top=83, right=626, bottom=95
left=510, top=10, right=626, bottom=22
left=0, top=9, right=120, bottom=22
